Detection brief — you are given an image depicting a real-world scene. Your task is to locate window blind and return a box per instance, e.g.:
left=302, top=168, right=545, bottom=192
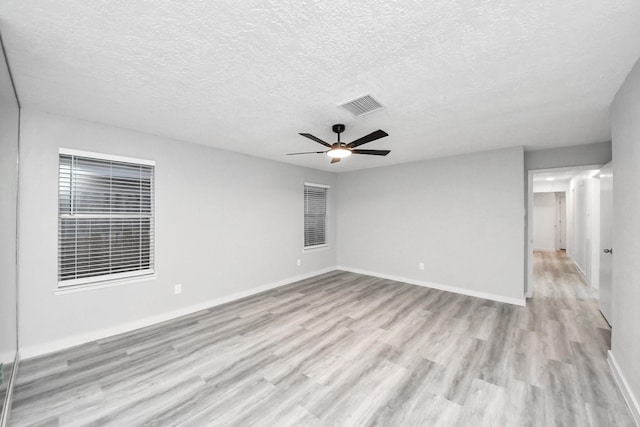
left=304, top=184, right=328, bottom=248
left=58, top=152, right=154, bottom=286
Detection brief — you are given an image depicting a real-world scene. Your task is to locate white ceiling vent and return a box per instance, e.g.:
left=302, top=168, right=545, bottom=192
left=340, top=94, right=384, bottom=117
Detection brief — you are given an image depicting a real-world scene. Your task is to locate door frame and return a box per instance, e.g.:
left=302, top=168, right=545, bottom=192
left=526, top=164, right=603, bottom=298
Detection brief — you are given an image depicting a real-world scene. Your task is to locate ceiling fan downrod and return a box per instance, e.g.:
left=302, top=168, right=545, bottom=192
left=332, top=124, right=345, bottom=146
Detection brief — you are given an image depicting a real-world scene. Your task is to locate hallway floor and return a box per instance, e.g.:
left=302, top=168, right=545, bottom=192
left=528, top=250, right=633, bottom=425
left=7, top=253, right=635, bottom=426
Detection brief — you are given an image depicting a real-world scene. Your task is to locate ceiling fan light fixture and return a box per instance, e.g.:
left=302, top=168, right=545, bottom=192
left=326, top=147, right=352, bottom=158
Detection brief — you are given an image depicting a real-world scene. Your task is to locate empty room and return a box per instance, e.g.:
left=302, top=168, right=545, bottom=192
left=1, top=1, right=640, bottom=426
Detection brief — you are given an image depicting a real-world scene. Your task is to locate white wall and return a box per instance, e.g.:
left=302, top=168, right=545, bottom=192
left=590, top=179, right=600, bottom=290
left=525, top=142, right=611, bottom=171
left=566, top=175, right=600, bottom=287
left=568, top=177, right=586, bottom=276
left=532, top=179, right=569, bottom=193
left=17, top=109, right=337, bottom=357
left=336, top=147, right=525, bottom=304
left=0, top=43, right=19, bottom=364
left=610, top=56, right=640, bottom=421
left=533, top=193, right=556, bottom=251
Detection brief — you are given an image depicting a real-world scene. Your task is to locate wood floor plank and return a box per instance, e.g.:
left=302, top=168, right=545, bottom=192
left=7, top=251, right=635, bottom=426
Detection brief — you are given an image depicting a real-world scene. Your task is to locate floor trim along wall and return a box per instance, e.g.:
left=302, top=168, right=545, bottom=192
left=568, top=254, right=590, bottom=285
left=336, top=266, right=526, bottom=307
left=20, top=266, right=337, bottom=360
left=608, top=350, right=640, bottom=426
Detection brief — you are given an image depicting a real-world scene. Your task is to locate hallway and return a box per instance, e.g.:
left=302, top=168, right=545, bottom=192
left=529, top=250, right=632, bottom=425
left=533, top=250, right=599, bottom=301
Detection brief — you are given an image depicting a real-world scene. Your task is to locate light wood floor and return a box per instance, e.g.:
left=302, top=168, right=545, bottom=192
left=8, top=251, right=635, bottom=426
left=1, top=361, right=14, bottom=416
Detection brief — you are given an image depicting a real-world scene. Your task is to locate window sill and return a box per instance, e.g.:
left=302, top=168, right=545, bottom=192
left=53, top=273, right=158, bottom=295
left=303, top=244, right=329, bottom=253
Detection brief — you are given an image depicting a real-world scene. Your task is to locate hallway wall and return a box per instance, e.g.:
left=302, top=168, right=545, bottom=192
left=566, top=175, right=600, bottom=288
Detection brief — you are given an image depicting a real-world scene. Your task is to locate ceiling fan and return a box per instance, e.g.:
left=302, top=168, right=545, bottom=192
left=287, top=124, right=390, bottom=164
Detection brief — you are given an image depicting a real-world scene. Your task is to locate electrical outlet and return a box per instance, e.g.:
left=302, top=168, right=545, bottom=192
left=297, top=259, right=301, bottom=266
left=419, top=262, right=425, bottom=271
left=174, top=283, right=182, bottom=294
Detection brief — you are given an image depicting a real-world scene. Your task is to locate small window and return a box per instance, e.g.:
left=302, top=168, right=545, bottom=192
left=58, top=149, right=155, bottom=288
left=304, top=183, right=328, bottom=249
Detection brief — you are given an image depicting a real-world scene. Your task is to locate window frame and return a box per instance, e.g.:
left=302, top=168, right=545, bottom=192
left=57, top=148, right=156, bottom=290
left=303, top=182, right=329, bottom=251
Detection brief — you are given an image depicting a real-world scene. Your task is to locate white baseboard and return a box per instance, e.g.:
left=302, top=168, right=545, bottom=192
left=533, top=247, right=557, bottom=252
left=336, top=266, right=525, bottom=306
left=569, top=256, right=590, bottom=285
left=608, top=351, right=640, bottom=426
left=20, top=266, right=337, bottom=360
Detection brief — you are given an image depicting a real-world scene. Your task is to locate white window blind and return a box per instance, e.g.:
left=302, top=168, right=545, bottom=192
left=304, top=183, right=328, bottom=248
left=58, top=151, right=155, bottom=287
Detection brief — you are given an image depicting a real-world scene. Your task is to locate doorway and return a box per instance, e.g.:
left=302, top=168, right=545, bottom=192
left=526, top=165, right=603, bottom=298
left=532, top=191, right=566, bottom=253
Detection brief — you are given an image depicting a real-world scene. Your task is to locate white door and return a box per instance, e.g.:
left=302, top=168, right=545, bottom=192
left=598, top=162, right=613, bottom=325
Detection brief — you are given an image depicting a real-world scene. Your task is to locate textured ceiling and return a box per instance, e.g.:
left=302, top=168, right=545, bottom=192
left=1, top=1, right=639, bottom=172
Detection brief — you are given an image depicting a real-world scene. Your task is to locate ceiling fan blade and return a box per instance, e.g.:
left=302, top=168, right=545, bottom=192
left=299, top=133, right=332, bottom=148
left=330, top=157, right=341, bottom=164
left=352, top=149, right=391, bottom=156
left=286, top=151, right=326, bottom=155
left=347, top=129, right=388, bottom=148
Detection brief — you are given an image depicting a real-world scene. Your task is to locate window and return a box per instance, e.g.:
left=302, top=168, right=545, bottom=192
left=58, top=149, right=155, bottom=288
left=304, top=183, right=328, bottom=249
